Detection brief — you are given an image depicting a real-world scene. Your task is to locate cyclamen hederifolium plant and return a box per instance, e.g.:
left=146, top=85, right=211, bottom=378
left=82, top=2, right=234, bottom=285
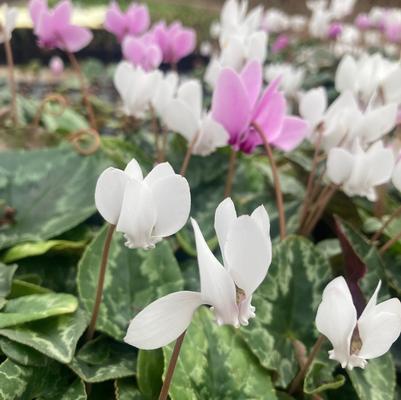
left=3, top=0, right=401, bottom=399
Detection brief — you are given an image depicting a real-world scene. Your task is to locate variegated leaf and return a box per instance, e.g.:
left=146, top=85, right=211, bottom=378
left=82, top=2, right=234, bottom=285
left=60, top=379, right=87, bottom=400
left=163, top=307, right=277, bottom=400
left=0, top=308, right=88, bottom=363
left=0, top=358, right=32, bottom=400
left=0, top=263, right=18, bottom=298
left=115, top=378, right=145, bottom=400
left=0, top=337, right=48, bottom=367
left=0, top=145, right=109, bottom=250
left=78, top=226, right=183, bottom=340
left=239, top=236, right=331, bottom=387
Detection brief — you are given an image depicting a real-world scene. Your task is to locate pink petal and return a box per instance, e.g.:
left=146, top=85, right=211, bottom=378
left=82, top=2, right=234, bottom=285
left=240, top=60, right=263, bottom=110
left=172, top=28, right=196, bottom=62
left=270, top=116, right=309, bottom=152
left=127, top=4, right=150, bottom=35
left=104, top=3, right=126, bottom=40
left=122, top=36, right=146, bottom=65
left=52, top=0, right=71, bottom=28
left=211, top=68, right=252, bottom=144
left=37, top=11, right=56, bottom=45
left=59, top=25, right=93, bottom=52
left=147, top=45, right=162, bottom=70
left=29, top=0, right=47, bottom=26
left=152, top=22, right=168, bottom=55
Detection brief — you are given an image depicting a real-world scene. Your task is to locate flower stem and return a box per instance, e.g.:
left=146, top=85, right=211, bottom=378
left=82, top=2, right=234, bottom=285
left=252, top=122, right=286, bottom=240
left=288, top=335, right=325, bottom=395
left=67, top=51, right=98, bottom=132
left=371, top=204, right=401, bottom=242
left=4, top=36, right=18, bottom=125
left=86, top=224, right=115, bottom=342
left=379, top=230, right=401, bottom=255
left=159, top=331, right=186, bottom=400
left=224, top=148, right=237, bottom=198
left=180, top=132, right=199, bottom=177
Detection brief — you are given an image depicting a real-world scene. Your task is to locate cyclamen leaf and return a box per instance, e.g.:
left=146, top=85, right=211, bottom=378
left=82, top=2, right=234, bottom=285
left=0, top=358, right=32, bottom=400
left=304, top=360, right=346, bottom=394
left=137, top=349, right=164, bottom=398
left=0, top=293, right=78, bottom=328
left=348, top=354, right=396, bottom=400
left=60, top=379, right=87, bottom=400
left=163, top=307, right=277, bottom=400
left=0, top=263, right=18, bottom=298
left=0, top=337, right=48, bottom=367
left=0, top=308, right=88, bottom=364
left=115, top=378, right=145, bottom=400
left=77, top=226, right=183, bottom=340
left=0, top=145, right=110, bottom=250
left=239, top=236, right=331, bottom=387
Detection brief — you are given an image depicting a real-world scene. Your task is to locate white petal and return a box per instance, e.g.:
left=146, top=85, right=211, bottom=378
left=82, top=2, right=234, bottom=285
left=163, top=99, right=199, bottom=141
left=116, top=179, right=157, bottom=249
left=316, top=277, right=357, bottom=367
left=95, top=168, right=128, bottom=225
left=151, top=175, right=191, bottom=237
left=214, top=197, right=237, bottom=262
left=124, top=291, right=203, bottom=349
left=191, top=218, right=239, bottom=326
left=327, top=148, right=354, bottom=185
left=114, top=62, right=132, bottom=100
left=335, top=55, right=357, bottom=93
left=246, top=31, right=267, bottom=63
left=392, top=160, right=401, bottom=193
left=299, top=87, right=327, bottom=126
left=192, top=116, right=229, bottom=156
left=251, top=205, right=272, bottom=267
left=143, top=162, right=175, bottom=187
left=124, top=159, right=143, bottom=181
left=366, top=144, right=395, bottom=186
left=224, top=215, right=270, bottom=296
left=358, top=298, right=401, bottom=359
left=177, top=80, right=203, bottom=120
left=382, top=67, right=401, bottom=104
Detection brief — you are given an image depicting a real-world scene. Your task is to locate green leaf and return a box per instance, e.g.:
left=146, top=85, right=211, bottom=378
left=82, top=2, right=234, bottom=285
left=348, top=354, right=396, bottom=400
left=42, top=106, right=89, bottom=133
left=0, top=337, right=48, bottom=367
left=115, top=378, right=145, bottom=400
left=0, top=293, right=78, bottom=328
left=78, top=226, right=183, bottom=340
left=0, top=263, right=18, bottom=298
left=0, top=358, right=32, bottom=400
left=163, top=308, right=277, bottom=400
left=2, top=239, right=86, bottom=263
left=0, top=145, right=109, bottom=250
left=304, top=360, right=346, bottom=394
left=239, top=236, right=331, bottom=387
left=137, top=349, right=163, bottom=399
left=69, top=336, right=136, bottom=383
left=0, top=308, right=88, bottom=363
left=9, top=279, right=52, bottom=298
left=60, top=379, right=87, bottom=400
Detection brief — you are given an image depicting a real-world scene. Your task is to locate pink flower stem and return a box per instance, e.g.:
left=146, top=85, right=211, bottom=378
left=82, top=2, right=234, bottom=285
left=224, top=148, right=238, bottom=198
left=288, top=335, right=325, bottom=395
left=85, top=224, right=115, bottom=342
left=4, top=35, right=18, bottom=125
left=158, top=331, right=187, bottom=400
left=253, top=122, right=286, bottom=240
left=180, top=132, right=199, bottom=177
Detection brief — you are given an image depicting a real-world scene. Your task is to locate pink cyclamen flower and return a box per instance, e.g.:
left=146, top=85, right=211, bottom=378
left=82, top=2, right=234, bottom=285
left=355, top=14, right=371, bottom=30
left=211, top=60, right=308, bottom=154
left=104, top=2, right=150, bottom=42
left=152, top=21, right=196, bottom=64
left=385, top=23, right=401, bottom=43
left=122, top=34, right=162, bottom=71
left=328, top=22, right=343, bottom=39
left=271, top=34, right=289, bottom=54
left=29, top=0, right=92, bottom=52
left=49, top=56, right=64, bottom=76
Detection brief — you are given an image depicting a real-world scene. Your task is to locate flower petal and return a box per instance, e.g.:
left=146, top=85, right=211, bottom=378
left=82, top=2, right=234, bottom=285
left=151, top=175, right=191, bottom=237
left=177, top=80, right=202, bottom=119
left=116, top=179, right=157, bottom=249
left=299, top=87, right=327, bottom=126
left=224, top=215, right=270, bottom=296
left=143, top=162, right=175, bottom=186
left=270, top=116, right=309, bottom=152
left=382, top=67, right=401, bottom=104
left=124, top=158, right=143, bottom=181
left=191, top=218, right=239, bottom=326
left=365, top=142, right=395, bottom=186
left=251, top=205, right=272, bottom=266
left=327, top=148, right=354, bottom=185
left=124, top=291, right=203, bottom=349
left=316, top=276, right=357, bottom=368
left=335, top=54, right=357, bottom=93
left=240, top=60, right=263, bottom=110
left=211, top=68, right=251, bottom=142
left=59, top=25, right=93, bottom=52
left=95, top=167, right=128, bottom=224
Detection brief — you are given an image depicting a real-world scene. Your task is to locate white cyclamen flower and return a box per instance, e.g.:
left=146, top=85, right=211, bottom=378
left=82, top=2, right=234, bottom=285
left=265, top=63, right=305, bottom=97
left=0, top=4, right=18, bottom=44
left=124, top=198, right=272, bottom=349
left=392, top=155, right=401, bottom=193
left=113, top=61, right=161, bottom=118
left=151, top=71, right=179, bottom=118
left=163, top=79, right=229, bottom=156
left=95, top=159, right=190, bottom=249
left=327, top=140, right=395, bottom=201
left=316, top=276, right=401, bottom=369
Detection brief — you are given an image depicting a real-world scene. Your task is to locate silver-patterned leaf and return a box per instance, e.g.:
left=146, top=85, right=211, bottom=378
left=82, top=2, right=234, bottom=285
left=0, top=358, right=32, bottom=400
